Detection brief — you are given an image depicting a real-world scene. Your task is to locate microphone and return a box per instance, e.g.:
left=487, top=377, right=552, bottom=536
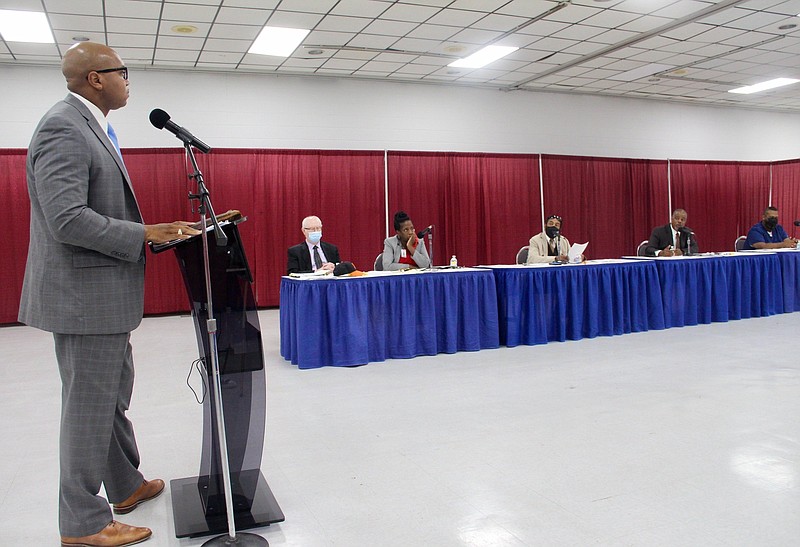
left=417, top=225, right=433, bottom=238
left=682, top=228, right=695, bottom=255
left=149, top=109, right=211, bottom=153
left=794, top=220, right=800, bottom=226
left=554, top=231, right=561, bottom=257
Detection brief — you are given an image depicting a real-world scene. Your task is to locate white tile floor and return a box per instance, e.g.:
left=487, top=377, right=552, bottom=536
left=1, top=309, right=798, bottom=546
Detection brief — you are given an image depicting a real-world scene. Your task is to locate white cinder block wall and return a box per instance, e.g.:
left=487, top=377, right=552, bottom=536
left=2, top=64, right=799, bottom=162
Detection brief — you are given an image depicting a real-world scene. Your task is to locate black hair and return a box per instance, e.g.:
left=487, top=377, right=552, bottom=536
left=394, top=211, right=411, bottom=231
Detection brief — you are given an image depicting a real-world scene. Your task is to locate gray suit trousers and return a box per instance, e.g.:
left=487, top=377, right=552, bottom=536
left=54, top=333, right=144, bottom=537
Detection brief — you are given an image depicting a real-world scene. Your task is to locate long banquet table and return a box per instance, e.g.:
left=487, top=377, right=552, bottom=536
left=636, top=253, right=783, bottom=327
left=487, top=260, right=666, bottom=347
left=747, top=249, right=800, bottom=313
left=778, top=249, right=800, bottom=313
left=280, top=268, right=499, bottom=369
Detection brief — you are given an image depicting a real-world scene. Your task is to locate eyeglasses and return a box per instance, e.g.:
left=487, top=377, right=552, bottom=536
left=94, top=66, right=128, bottom=80
left=303, top=226, right=322, bottom=232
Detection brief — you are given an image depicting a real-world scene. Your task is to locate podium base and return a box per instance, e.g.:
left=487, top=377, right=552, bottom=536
left=202, top=532, right=269, bottom=546
left=171, top=472, right=284, bottom=539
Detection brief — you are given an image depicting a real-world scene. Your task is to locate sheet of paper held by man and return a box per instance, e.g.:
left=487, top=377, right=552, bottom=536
left=569, top=242, right=588, bottom=263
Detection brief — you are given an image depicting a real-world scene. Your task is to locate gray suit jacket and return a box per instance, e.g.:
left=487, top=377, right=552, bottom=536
left=382, top=235, right=431, bottom=270
left=18, top=94, right=147, bottom=334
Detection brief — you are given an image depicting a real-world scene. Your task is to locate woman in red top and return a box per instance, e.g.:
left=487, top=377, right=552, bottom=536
left=381, top=211, right=431, bottom=271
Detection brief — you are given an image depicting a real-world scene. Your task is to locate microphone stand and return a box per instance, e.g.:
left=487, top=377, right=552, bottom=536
left=183, top=142, right=267, bottom=547
left=552, top=232, right=564, bottom=264
left=427, top=226, right=434, bottom=269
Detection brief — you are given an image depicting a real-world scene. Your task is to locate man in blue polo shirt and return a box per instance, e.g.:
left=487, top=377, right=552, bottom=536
left=743, top=206, right=798, bottom=250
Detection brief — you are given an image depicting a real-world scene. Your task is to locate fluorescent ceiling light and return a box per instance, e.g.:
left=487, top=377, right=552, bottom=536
left=729, top=78, right=800, bottom=94
left=449, top=45, right=518, bottom=69
left=249, top=26, right=310, bottom=57
left=0, top=9, right=54, bottom=43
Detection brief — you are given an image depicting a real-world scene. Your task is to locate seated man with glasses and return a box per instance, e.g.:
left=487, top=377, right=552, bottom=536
left=287, top=215, right=341, bottom=275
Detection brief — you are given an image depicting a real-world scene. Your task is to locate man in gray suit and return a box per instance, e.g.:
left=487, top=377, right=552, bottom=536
left=18, top=42, right=200, bottom=547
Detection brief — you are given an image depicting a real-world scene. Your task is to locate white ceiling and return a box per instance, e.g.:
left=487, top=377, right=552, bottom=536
left=2, top=0, right=800, bottom=111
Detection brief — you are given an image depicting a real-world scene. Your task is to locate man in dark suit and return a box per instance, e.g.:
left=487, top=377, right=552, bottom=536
left=287, top=215, right=341, bottom=274
left=644, top=208, right=699, bottom=257
left=18, top=42, right=199, bottom=547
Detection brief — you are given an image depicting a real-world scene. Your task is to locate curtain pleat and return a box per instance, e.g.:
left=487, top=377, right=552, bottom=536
left=670, top=161, right=770, bottom=253
left=771, top=161, right=800, bottom=241
left=387, top=152, right=540, bottom=266
left=541, top=155, right=636, bottom=260
left=1, top=150, right=30, bottom=324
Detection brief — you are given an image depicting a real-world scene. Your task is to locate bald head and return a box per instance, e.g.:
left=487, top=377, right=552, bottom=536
left=61, top=42, right=129, bottom=115
left=63, top=42, right=116, bottom=90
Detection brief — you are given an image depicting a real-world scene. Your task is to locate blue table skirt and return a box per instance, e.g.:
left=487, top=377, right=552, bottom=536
left=775, top=251, right=800, bottom=313
left=655, top=254, right=783, bottom=327
left=489, top=261, right=666, bottom=347
left=280, top=269, right=500, bottom=369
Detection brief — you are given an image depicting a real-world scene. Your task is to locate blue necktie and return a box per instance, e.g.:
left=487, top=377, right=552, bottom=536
left=107, top=123, right=122, bottom=158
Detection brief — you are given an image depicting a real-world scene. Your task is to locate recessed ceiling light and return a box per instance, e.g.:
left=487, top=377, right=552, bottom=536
left=72, top=36, right=90, bottom=42
left=249, top=26, right=310, bottom=57
left=171, top=25, right=198, bottom=34
left=448, top=45, right=518, bottom=69
left=0, top=9, right=54, bottom=43
left=444, top=45, right=465, bottom=54
left=307, top=49, right=324, bottom=56
left=778, top=24, right=797, bottom=30
left=729, top=78, right=800, bottom=94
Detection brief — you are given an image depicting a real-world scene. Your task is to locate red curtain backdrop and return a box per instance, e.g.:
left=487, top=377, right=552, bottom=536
left=475, top=154, right=541, bottom=265
left=124, top=148, right=196, bottom=314
left=541, top=155, right=638, bottom=259
left=771, top=160, right=800, bottom=239
left=387, top=152, right=540, bottom=266
left=3, top=147, right=800, bottom=325
left=197, top=149, right=260, bottom=303
left=630, top=159, right=670, bottom=248
left=736, top=163, right=772, bottom=238
left=2, top=150, right=30, bottom=324
left=385, top=152, right=451, bottom=265
left=253, top=150, right=385, bottom=305
left=316, top=151, right=387, bottom=274
left=670, top=161, right=771, bottom=253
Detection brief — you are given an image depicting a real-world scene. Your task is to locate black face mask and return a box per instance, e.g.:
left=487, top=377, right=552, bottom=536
left=764, top=218, right=778, bottom=230
left=545, top=226, right=560, bottom=239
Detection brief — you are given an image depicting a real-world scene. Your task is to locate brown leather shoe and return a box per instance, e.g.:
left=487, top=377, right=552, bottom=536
left=112, top=479, right=165, bottom=515
left=61, top=520, right=152, bottom=547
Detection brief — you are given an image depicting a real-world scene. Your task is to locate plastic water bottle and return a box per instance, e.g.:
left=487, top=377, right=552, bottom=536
left=450, top=255, right=458, bottom=268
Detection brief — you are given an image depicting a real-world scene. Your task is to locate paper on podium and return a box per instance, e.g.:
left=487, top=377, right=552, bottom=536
left=569, top=242, right=588, bottom=264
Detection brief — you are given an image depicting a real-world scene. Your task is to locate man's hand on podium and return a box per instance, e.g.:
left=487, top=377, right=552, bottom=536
left=145, top=221, right=201, bottom=244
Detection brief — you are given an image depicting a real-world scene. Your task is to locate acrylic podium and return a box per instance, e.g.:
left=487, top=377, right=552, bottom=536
left=152, top=211, right=284, bottom=538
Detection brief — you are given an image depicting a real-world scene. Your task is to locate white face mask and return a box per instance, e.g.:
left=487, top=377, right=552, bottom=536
left=308, top=231, right=322, bottom=244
